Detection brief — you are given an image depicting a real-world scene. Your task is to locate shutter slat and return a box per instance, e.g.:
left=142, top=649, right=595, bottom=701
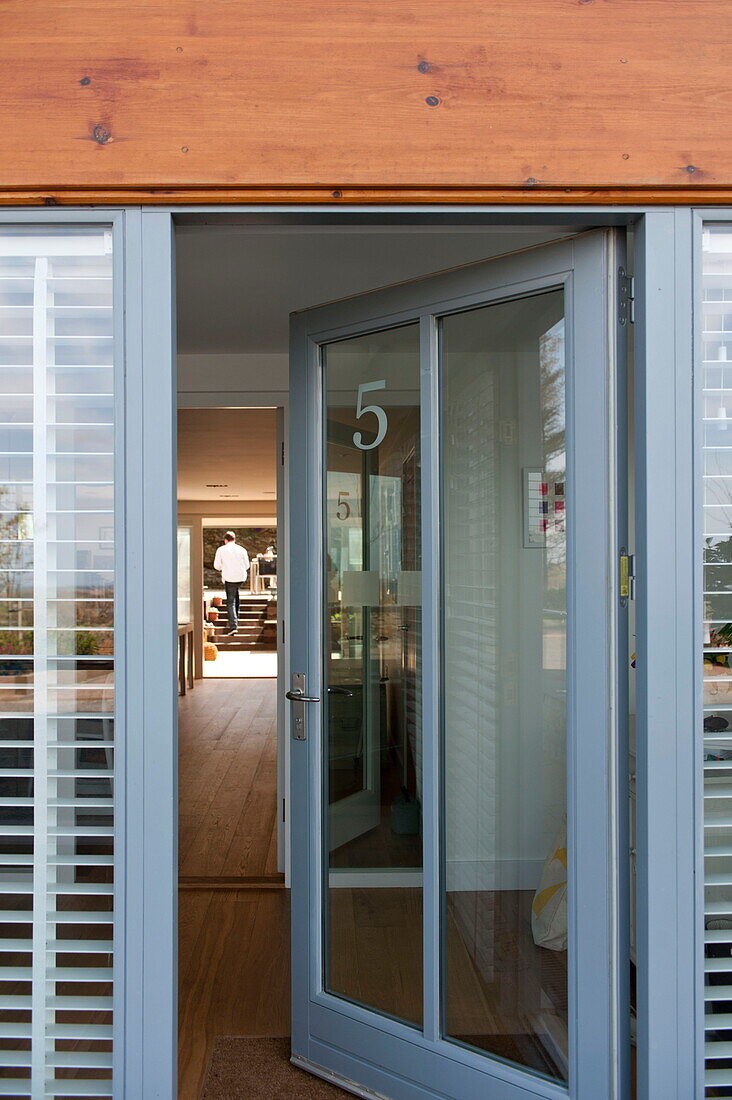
left=47, top=1052, right=112, bottom=1070
left=48, top=771, right=113, bottom=779
left=0, top=1052, right=32, bottom=1067
left=706, top=957, right=732, bottom=973
left=48, top=912, right=112, bottom=926
left=705, top=873, right=732, bottom=886
left=707, top=1012, right=732, bottom=1028
left=47, top=995, right=112, bottom=1011
left=0, top=1022, right=31, bottom=1037
left=47, top=967, right=113, bottom=981
left=704, top=984, right=732, bottom=1000
left=48, top=883, right=113, bottom=896
left=706, top=1068, right=732, bottom=1086
left=704, top=784, right=732, bottom=798
left=49, top=854, right=113, bottom=867
left=47, top=742, right=114, bottom=749
left=49, top=827, right=114, bottom=837
left=706, top=1040, right=732, bottom=1058
left=704, top=900, right=732, bottom=915
left=48, top=800, right=113, bottom=809
left=43, top=1081, right=111, bottom=1097
left=48, top=940, right=113, bottom=954
left=706, top=928, right=732, bottom=943
left=47, top=1023, right=113, bottom=1040
left=0, top=1081, right=31, bottom=1096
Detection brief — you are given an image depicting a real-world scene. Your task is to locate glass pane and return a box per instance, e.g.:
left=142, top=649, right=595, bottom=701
left=701, top=225, right=732, bottom=1089
left=177, top=526, right=192, bottom=624
left=441, top=291, right=568, bottom=1081
left=0, top=226, right=115, bottom=1093
left=323, top=323, right=423, bottom=1027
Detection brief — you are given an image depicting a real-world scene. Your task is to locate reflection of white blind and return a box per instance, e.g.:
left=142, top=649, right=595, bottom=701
left=702, top=227, right=732, bottom=1097
left=443, top=366, right=498, bottom=871
left=0, top=228, right=115, bottom=1097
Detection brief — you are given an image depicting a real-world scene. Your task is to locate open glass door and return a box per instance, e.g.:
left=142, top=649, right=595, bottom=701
left=289, top=232, right=622, bottom=1100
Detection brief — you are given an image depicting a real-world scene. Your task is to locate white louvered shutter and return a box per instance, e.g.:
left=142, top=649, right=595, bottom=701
left=0, top=227, right=115, bottom=1098
left=702, top=225, right=732, bottom=1097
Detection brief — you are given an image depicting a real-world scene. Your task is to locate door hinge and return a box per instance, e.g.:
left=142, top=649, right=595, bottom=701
left=619, top=548, right=635, bottom=606
left=282, top=798, right=286, bottom=823
left=281, top=440, right=285, bottom=466
left=618, top=267, right=635, bottom=326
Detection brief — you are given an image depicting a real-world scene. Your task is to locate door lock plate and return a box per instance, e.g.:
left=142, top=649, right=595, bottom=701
left=290, top=672, right=308, bottom=741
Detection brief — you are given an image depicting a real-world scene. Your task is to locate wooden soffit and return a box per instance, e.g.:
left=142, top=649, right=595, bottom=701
left=1, top=0, right=731, bottom=206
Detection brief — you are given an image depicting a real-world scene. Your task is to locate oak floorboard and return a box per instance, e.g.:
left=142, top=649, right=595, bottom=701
left=178, top=679, right=286, bottom=1098
left=179, top=678, right=278, bottom=880
left=178, top=889, right=291, bottom=1099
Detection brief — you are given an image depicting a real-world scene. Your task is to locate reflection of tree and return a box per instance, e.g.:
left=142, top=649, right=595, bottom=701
left=540, top=325, right=565, bottom=473
left=0, top=488, right=33, bottom=656
left=706, top=536, right=732, bottom=658
left=540, top=323, right=566, bottom=603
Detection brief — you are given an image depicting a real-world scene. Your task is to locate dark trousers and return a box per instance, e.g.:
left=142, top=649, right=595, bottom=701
left=224, top=581, right=241, bottom=630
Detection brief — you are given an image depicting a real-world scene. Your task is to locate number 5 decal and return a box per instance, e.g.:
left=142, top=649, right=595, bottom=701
left=336, top=491, right=351, bottom=520
left=353, top=380, right=388, bottom=450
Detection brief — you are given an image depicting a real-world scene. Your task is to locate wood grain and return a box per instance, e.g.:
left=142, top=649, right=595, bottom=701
left=178, top=889, right=290, bottom=1099
left=178, top=678, right=288, bottom=1098
left=0, top=0, right=731, bottom=199
left=178, top=677, right=279, bottom=880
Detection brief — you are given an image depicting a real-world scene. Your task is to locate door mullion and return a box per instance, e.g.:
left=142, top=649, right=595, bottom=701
left=420, top=312, right=441, bottom=1043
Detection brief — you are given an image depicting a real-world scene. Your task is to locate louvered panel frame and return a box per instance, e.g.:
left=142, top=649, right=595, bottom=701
left=0, top=227, right=114, bottom=1098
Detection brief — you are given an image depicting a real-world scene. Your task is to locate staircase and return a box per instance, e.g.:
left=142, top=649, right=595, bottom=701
left=207, top=597, right=277, bottom=652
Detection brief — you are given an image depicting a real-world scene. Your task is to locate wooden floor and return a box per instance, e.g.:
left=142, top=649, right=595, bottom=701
left=179, top=888, right=290, bottom=1098
left=178, top=677, right=290, bottom=1099
left=179, top=677, right=279, bottom=880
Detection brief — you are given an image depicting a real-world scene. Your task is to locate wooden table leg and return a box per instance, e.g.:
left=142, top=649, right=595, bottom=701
left=179, top=633, right=186, bottom=696
left=187, top=628, right=194, bottom=689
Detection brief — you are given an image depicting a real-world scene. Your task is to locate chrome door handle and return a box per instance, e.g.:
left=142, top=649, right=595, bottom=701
left=286, top=688, right=320, bottom=703
left=327, top=686, right=354, bottom=697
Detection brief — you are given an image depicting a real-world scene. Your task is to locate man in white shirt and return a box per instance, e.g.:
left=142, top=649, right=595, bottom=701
left=213, top=531, right=250, bottom=636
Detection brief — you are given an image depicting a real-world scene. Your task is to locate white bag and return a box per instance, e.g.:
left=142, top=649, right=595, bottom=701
left=531, top=818, right=568, bottom=951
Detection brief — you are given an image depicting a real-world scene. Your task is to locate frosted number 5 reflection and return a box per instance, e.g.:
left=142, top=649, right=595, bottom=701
left=353, top=379, right=388, bottom=450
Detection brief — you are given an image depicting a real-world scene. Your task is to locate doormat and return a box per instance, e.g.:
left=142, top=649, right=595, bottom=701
left=200, top=1038, right=351, bottom=1099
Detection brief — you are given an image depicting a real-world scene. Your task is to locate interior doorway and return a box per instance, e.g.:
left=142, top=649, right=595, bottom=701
left=172, top=218, right=600, bottom=1099
left=175, top=403, right=286, bottom=1096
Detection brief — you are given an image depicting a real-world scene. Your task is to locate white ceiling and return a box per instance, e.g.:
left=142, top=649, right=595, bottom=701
left=175, top=223, right=577, bottom=502
left=175, top=225, right=575, bottom=355
left=177, top=407, right=277, bottom=502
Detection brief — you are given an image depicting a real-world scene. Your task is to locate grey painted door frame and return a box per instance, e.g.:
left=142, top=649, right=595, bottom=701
left=0, top=205, right=702, bottom=1098
left=121, top=206, right=700, bottom=1100
left=121, top=206, right=701, bottom=1100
